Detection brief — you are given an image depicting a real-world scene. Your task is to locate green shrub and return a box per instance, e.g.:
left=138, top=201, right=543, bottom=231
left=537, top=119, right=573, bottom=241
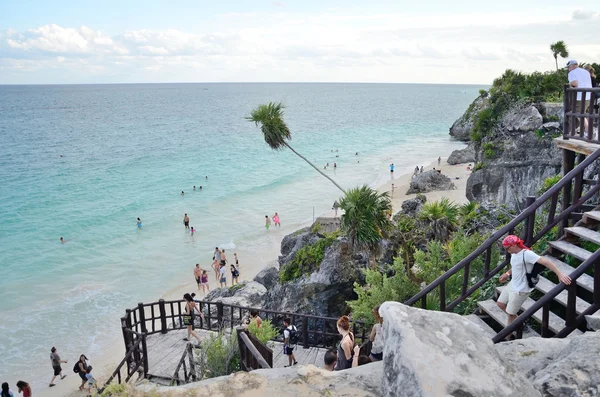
left=279, top=231, right=341, bottom=282
left=348, top=257, right=419, bottom=324
left=545, top=115, right=560, bottom=122
left=482, top=143, right=497, bottom=159
left=473, top=163, right=484, bottom=172
left=479, top=89, right=488, bottom=97
left=538, top=174, right=562, bottom=194
left=247, top=319, right=279, bottom=344
left=311, top=222, right=323, bottom=234
left=199, top=330, right=240, bottom=379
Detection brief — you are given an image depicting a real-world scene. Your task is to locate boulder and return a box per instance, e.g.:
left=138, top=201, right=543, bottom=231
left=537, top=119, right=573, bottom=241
left=138, top=363, right=383, bottom=396
left=253, top=266, right=279, bottom=290
left=406, top=170, right=456, bottom=194
left=585, top=313, right=600, bottom=331
left=530, top=332, right=600, bottom=396
left=542, top=122, right=561, bottom=131
left=399, top=195, right=426, bottom=217
left=449, top=95, right=488, bottom=141
left=379, top=302, right=540, bottom=397
left=279, top=230, right=323, bottom=267
left=206, top=281, right=267, bottom=308
left=500, top=104, right=544, bottom=133
left=495, top=337, right=570, bottom=379
left=538, top=102, right=563, bottom=124
left=447, top=144, right=477, bottom=165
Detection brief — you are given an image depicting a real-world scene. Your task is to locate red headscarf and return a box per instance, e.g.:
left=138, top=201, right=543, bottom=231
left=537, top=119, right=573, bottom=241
left=502, top=235, right=530, bottom=250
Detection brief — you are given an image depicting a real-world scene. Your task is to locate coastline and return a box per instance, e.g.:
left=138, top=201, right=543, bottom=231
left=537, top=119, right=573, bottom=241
left=35, top=148, right=470, bottom=397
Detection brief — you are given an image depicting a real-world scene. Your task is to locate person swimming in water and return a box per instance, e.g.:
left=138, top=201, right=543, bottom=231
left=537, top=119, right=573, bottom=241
left=136, top=217, right=142, bottom=228
left=60, top=237, right=66, bottom=243
left=181, top=191, right=185, bottom=196
left=190, top=226, right=195, bottom=235
left=193, top=186, right=196, bottom=190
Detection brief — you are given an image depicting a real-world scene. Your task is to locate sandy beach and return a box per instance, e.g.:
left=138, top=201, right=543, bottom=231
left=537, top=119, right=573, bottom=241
left=35, top=155, right=470, bottom=397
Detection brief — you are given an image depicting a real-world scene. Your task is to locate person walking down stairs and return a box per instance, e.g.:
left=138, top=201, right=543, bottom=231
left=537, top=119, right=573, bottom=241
left=497, top=235, right=572, bottom=339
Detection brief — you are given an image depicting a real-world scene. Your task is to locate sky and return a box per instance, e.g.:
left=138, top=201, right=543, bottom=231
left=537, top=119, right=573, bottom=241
left=1, top=0, right=599, bottom=84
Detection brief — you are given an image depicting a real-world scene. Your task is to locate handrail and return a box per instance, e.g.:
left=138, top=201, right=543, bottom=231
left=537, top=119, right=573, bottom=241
left=563, top=85, right=600, bottom=143
left=405, top=148, right=600, bottom=307
left=237, top=327, right=271, bottom=370
left=172, top=343, right=196, bottom=384
left=99, top=332, right=146, bottom=393
left=493, top=249, right=600, bottom=342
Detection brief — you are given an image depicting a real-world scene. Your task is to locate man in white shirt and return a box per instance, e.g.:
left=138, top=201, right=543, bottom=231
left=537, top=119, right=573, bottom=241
left=567, top=60, right=593, bottom=132
left=497, top=235, right=572, bottom=334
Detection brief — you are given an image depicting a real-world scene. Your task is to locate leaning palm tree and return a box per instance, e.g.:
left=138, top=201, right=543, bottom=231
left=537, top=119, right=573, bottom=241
left=419, top=198, right=459, bottom=242
left=339, top=185, right=392, bottom=268
left=550, top=41, right=569, bottom=71
left=247, top=102, right=345, bottom=193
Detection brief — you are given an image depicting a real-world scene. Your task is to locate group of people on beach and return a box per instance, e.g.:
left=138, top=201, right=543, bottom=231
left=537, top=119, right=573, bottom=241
left=193, top=247, right=241, bottom=293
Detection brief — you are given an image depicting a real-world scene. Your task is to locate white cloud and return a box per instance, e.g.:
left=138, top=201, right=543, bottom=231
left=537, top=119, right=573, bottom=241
left=1, top=8, right=599, bottom=84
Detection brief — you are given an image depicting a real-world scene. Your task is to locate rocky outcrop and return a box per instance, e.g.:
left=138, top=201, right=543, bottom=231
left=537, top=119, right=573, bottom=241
left=447, top=143, right=476, bottom=165
left=398, top=195, right=427, bottom=218
left=406, top=170, right=456, bottom=194
left=205, top=281, right=267, bottom=307
left=253, top=266, right=279, bottom=290
left=585, top=313, right=600, bottom=331
left=139, top=363, right=383, bottom=396
left=379, top=302, right=540, bottom=397
left=449, top=95, right=488, bottom=141
left=499, top=103, right=543, bottom=133
left=538, top=102, right=563, bottom=124
left=279, top=229, right=322, bottom=266
left=466, top=133, right=561, bottom=208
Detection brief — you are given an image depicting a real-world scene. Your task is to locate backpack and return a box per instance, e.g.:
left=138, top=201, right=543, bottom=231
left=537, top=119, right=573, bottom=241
left=523, top=251, right=543, bottom=288
left=287, top=325, right=299, bottom=345
left=73, top=361, right=81, bottom=373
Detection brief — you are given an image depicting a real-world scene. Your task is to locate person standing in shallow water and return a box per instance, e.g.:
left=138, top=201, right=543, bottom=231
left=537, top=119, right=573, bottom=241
left=136, top=217, right=142, bottom=228
left=194, top=264, right=202, bottom=290
left=183, top=213, right=190, bottom=230
left=273, top=212, right=281, bottom=227
left=265, top=215, right=271, bottom=230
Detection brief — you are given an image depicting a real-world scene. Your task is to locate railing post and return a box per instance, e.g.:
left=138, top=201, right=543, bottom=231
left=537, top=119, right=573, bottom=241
left=420, top=295, right=427, bottom=309
left=216, top=302, right=224, bottom=330
left=439, top=280, right=446, bottom=311
left=563, top=84, right=569, bottom=139
left=522, top=196, right=536, bottom=247
left=187, top=342, right=196, bottom=380
left=566, top=283, right=577, bottom=329
left=121, top=316, right=131, bottom=353
left=158, top=299, right=167, bottom=334
left=141, top=333, right=149, bottom=377
left=560, top=150, right=576, bottom=235
left=137, top=303, right=147, bottom=333
left=302, top=316, right=309, bottom=348
left=484, top=246, right=492, bottom=277
left=541, top=303, right=550, bottom=338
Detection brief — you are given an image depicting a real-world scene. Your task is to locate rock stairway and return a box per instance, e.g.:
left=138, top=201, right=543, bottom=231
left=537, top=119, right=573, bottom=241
left=475, top=208, right=599, bottom=338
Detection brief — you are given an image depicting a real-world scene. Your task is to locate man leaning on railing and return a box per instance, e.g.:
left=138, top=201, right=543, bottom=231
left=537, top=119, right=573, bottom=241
left=496, top=235, right=572, bottom=340
left=567, top=60, right=593, bottom=133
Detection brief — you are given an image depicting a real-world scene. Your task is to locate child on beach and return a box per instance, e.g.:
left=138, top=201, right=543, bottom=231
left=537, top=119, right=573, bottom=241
left=273, top=212, right=281, bottom=227
left=190, top=226, right=195, bottom=235
left=265, top=215, right=271, bottom=230
left=136, top=217, right=142, bottom=228
left=85, top=366, right=96, bottom=397
left=230, top=264, right=240, bottom=285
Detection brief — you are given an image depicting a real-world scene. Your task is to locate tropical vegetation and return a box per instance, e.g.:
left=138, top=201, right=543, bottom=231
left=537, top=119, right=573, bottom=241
left=550, top=41, right=569, bottom=71
left=247, top=102, right=346, bottom=193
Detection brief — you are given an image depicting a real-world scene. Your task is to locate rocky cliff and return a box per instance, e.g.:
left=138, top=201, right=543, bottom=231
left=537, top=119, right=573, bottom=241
left=449, top=99, right=563, bottom=209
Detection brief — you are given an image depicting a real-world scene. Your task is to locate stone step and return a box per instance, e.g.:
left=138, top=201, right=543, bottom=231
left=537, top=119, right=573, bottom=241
left=542, top=255, right=595, bottom=293
left=583, top=210, right=600, bottom=223
left=565, top=226, right=600, bottom=245
left=535, top=276, right=592, bottom=315
left=495, top=286, right=583, bottom=336
left=548, top=240, right=593, bottom=262
left=477, top=300, right=539, bottom=338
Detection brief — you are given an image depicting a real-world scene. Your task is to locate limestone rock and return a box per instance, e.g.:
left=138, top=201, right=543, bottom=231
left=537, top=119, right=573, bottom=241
left=406, top=170, right=456, bottom=194
left=585, top=313, right=600, bottom=331
left=279, top=229, right=323, bottom=266
left=447, top=144, right=477, bottom=165
left=495, top=337, right=569, bottom=379
left=399, top=195, right=427, bottom=217
left=501, top=104, right=544, bottom=133
left=466, top=133, right=561, bottom=209
left=253, top=266, right=279, bottom=290
left=138, top=363, right=383, bottom=396
left=530, top=332, right=600, bottom=396
left=538, top=102, right=563, bottom=124
left=449, top=95, right=488, bottom=141
left=379, top=302, right=540, bottom=397
left=206, top=281, right=267, bottom=308
left=542, top=121, right=561, bottom=131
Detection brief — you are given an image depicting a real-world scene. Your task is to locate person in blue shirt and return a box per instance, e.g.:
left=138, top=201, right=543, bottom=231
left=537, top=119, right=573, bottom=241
left=389, top=163, right=394, bottom=173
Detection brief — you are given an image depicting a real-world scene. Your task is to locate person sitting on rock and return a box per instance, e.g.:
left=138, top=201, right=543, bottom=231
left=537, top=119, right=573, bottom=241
left=323, top=349, right=337, bottom=371
left=497, top=235, right=572, bottom=340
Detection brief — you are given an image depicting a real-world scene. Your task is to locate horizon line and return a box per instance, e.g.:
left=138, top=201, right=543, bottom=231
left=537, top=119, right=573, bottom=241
left=0, top=81, right=488, bottom=87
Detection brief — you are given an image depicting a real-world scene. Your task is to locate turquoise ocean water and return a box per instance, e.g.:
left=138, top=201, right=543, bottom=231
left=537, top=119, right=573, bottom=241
left=0, top=83, right=480, bottom=385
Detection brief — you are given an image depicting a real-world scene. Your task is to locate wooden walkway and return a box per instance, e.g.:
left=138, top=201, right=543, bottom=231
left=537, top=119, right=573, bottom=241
left=144, top=329, right=329, bottom=381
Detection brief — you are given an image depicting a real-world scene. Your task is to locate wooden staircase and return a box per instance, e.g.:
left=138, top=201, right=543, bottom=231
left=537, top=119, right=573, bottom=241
left=476, top=210, right=600, bottom=338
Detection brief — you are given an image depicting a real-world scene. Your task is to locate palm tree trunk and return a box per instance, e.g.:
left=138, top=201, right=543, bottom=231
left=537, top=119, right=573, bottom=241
left=554, top=56, right=558, bottom=71
left=283, top=142, right=346, bottom=193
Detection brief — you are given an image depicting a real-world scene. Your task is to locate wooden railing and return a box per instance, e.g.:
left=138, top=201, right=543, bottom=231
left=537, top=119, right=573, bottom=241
left=563, top=86, right=600, bottom=143
left=404, top=148, right=600, bottom=333
left=99, top=330, right=147, bottom=393
left=172, top=343, right=197, bottom=385
left=236, top=326, right=272, bottom=371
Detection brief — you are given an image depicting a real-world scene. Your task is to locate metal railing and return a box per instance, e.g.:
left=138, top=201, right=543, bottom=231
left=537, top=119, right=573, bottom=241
left=564, top=86, right=600, bottom=143
left=404, top=148, right=600, bottom=324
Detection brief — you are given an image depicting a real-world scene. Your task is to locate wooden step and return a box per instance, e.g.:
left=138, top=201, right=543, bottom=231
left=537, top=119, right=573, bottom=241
left=548, top=240, right=592, bottom=261
left=477, top=300, right=539, bottom=338
left=542, top=255, right=595, bottom=293
left=496, top=286, right=583, bottom=335
left=464, top=314, right=496, bottom=338
left=565, top=226, right=600, bottom=245
left=535, top=276, right=591, bottom=315
left=584, top=211, right=600, bottom=222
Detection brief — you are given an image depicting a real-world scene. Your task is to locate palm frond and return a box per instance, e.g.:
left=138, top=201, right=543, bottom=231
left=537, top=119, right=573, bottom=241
left=246, top=102, right=291, bottom=150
